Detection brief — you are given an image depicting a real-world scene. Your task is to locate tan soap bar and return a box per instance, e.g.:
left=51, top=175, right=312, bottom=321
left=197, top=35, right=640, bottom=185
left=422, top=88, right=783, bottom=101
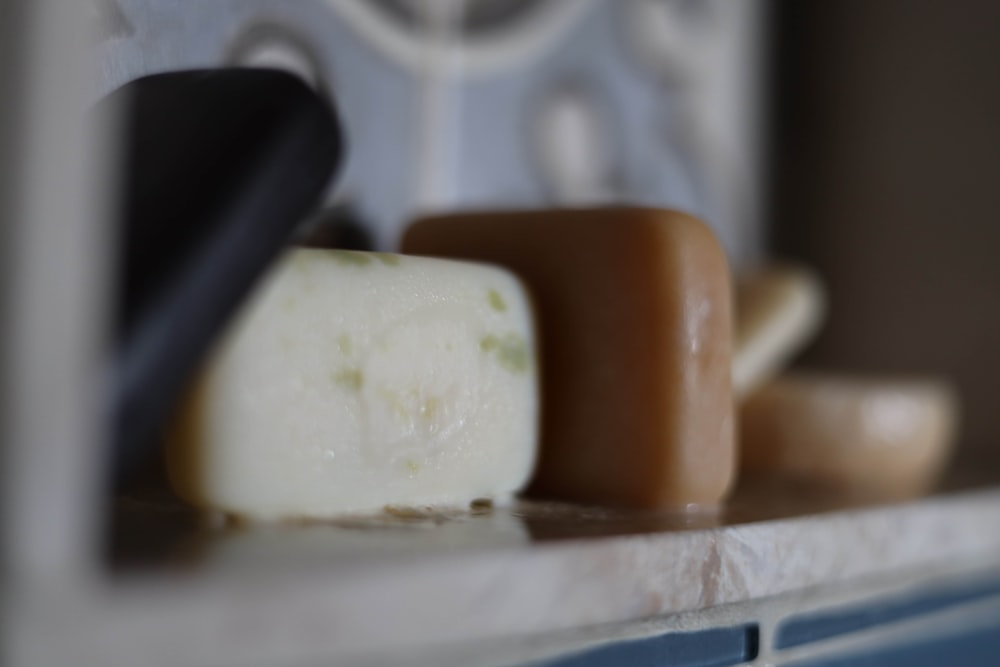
left=166, top=249, right=539, bottom=520
left=734, top=265, right=825, bottom=398
left=403, top=208, right=734, bottom=509
left=741, top=373, right=958, bottom=494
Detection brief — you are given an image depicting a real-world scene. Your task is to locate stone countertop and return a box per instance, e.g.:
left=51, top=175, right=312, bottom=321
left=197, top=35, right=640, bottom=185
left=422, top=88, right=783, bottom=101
left=80, top=469, right=1000, bottom=666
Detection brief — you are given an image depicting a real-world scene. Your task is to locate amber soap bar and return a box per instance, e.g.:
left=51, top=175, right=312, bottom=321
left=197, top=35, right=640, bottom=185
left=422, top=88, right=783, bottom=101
left=741, top=373, right=958, bottom=495
left=404, top=208, right=735, bottom=508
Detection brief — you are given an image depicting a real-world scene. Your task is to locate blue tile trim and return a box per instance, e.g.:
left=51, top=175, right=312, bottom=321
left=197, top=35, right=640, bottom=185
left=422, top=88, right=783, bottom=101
left=776, top=578, right=1000, bottom=649
left=535, top=624, right=758, bottom=667
left=785, top=620, right=1000, bottom=667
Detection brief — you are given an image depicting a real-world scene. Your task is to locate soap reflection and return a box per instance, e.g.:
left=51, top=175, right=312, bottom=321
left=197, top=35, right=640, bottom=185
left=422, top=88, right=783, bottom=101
left=516, top=500, right=723, bottom=541
left=112, top=498, right=717, bottom=571
left=185, top=508, right=532, bottom=572
left=112, top=467, right=982, bottom=574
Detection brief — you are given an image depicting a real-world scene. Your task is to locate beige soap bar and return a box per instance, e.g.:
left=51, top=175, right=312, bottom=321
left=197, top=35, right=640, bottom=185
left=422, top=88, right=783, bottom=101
left=734, top=265, right=825, bottom=398
left=403, top=208, right=734, bottom=509
left=741, top=373, right=958, bottom=494
left=167, top=249, right=539, bottom=520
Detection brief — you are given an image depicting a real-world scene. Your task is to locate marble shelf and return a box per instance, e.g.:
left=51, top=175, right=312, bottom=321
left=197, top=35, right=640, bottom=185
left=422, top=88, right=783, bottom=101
left=54, top=463, right=1000, bottom=667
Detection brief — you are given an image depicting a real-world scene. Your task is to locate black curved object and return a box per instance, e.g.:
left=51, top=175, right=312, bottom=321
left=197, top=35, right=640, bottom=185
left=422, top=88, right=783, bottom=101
left=102, top=68, right=343, bottom=486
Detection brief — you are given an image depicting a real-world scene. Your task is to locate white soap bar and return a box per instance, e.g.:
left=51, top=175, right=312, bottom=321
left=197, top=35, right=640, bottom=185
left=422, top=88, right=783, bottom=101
left=166, top=249, right=539, bottom=520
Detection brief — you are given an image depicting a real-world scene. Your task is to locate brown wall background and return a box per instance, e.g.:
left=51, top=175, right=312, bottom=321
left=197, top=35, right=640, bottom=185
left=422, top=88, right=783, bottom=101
left=772, top=1, right=1000, bottom=454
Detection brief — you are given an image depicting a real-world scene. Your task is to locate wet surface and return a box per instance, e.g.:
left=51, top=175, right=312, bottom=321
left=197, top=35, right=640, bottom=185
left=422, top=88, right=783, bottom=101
left=107, top=454, right=1000, bottom=574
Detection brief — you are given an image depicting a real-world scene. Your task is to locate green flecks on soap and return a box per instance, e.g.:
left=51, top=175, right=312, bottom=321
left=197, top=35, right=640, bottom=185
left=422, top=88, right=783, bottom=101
left=374, top=252, right=401, bottom=267
left=330, top=250, right=373, bottom=267
left=380, top=388, right=410, bottom=421
left=480, top=333, right=531, bottom=374
left=488, top=289, right=507, bottom=312
left=333, top=368, right=364, bottom=391
left=337, top=334, right=353, bottom=355
left=406, top=459, right=421, bottom=475
left=420, top=397, right=440, bottom=422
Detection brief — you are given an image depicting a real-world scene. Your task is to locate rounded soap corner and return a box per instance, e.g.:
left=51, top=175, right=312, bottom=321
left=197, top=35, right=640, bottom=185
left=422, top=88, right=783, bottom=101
left=636, top=207, right=730, bottom=261
left=626, top=204, right=701, bottom=227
